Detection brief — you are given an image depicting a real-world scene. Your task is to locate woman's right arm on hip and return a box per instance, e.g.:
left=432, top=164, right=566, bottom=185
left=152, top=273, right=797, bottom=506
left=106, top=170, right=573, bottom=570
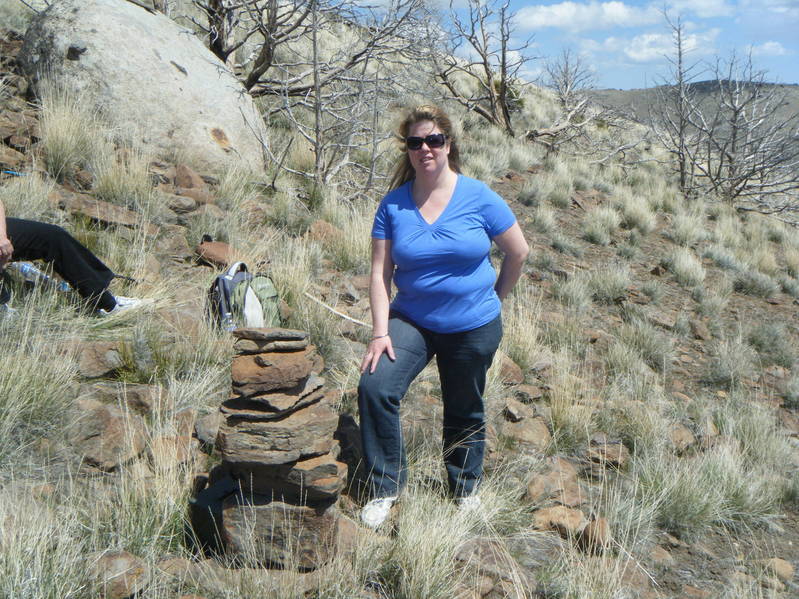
left=361, top=238, right=396, bottom=374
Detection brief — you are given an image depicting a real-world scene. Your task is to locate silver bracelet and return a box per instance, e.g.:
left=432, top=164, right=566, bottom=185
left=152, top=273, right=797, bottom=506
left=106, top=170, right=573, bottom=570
left=372, top=333, right=389, bottom=340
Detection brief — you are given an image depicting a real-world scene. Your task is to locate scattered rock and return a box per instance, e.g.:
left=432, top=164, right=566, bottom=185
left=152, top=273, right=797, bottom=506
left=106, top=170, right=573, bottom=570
left=669, top=424, right=696, bottom=453
left=525, top=457, right=583, bottom=507
left=165, top=193, right=198, bottom=214
left=221, top=496, right=341, bottom=569
left=587, top=434, right=630, bottom=469
left=502, top=397, right=534, bottom=422
left=496, top=351, right=524, bottom=385
left=76, top=341, right=126, bottom=379
left=532, top=506, right=586, bottom=538
left=755, top=558, right=794, bottom=583
left=175, top=164, right=206, bottom=189
left=79, top=381, right=163, bottom=414
left=513, top=384, right=544, bottom=402
left=501, top=416, right=551, bottom=452
left=54, top=191, right=159, bottom=236
left=649, top=545, right=675, bottom=567
left=689, top=318, right=712, bottom=340
left=577, top=517, right=611, bottom=553
left=89, top=550, right=149, bottom=599
left=195, top=239, right=233, bottom=267
left=69, top=399, right=146, bottom=471
left=195, top=410, right=224, bottom=447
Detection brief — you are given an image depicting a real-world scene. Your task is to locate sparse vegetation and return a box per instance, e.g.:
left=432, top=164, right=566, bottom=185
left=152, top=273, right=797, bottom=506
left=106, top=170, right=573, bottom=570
left=1, top=12, right=798, bottom=599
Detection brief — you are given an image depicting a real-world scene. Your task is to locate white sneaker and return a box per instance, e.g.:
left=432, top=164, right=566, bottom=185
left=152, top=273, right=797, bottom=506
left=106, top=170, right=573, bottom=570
left=457, top=494, right=481, bottom=512
left=98, top=295, right=151, bottom=317
left=361, top=496, right=397, bottom=529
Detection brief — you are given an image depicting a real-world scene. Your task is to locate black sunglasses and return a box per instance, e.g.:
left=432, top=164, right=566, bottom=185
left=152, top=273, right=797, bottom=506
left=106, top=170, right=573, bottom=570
left=405, top=133, right=447, bottom=150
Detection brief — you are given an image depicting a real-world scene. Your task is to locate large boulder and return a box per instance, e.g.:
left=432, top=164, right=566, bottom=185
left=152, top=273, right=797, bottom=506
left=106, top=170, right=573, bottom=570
left=19, top=0, right=268, bottom=170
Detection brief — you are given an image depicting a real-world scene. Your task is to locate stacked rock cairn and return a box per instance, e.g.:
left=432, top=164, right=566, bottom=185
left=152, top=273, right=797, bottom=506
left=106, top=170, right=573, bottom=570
left=214, top=327, right=349, bottom=569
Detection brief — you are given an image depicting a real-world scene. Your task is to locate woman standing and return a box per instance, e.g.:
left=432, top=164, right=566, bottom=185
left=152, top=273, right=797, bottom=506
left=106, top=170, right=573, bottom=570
left=358, top=105, right=529, bottom=528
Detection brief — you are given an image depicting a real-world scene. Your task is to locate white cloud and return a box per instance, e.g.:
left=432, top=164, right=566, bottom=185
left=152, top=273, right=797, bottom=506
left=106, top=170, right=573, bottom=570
left=740, top=0, right=799, bottom=20
left=580, top=28, right=719, bottom=64
left=666, top=0, right=734, bottom=19
left=749, top=41, right=792, bottom=57
left=516, top=1, right=660, bottom=33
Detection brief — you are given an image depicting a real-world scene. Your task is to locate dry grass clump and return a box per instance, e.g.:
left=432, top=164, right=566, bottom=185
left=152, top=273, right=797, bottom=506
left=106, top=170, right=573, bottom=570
left=501, top=282, right=544, bottom=373
left=38, top=80, right=101, bottom=182
left=703, top=244, right=745, bottom=271
left=663, top=247, right=705, bottom=287
left=547, top=352, right=595, bottom=450
left=582, top=205, right=621, bottom=246
left=553, top=272, right=592, bottom=312
left=550, top=233, right=583, bottom=257
left=668, top=210, right=706, bottom=246
left=746, top=322, right=796, bottom=369
left=783, top=247, right=799, bottom=278
left=0, top=172, right=57, bottom=221
left=703, top=336, right=758, bottom=390
left=318, top=195, right=372, bottom=274
left=0, top=485, right=94, bottom=598
left=532, top=204, right=557, bottom=233
left=694, top=283, right=731, bottom=318
left=635, top=442, right=782, bottom=539
left=587, top=264, right=631, bottom=304
left=732, top=269, right=779, bottom=298
left=92, top=143, right=154, bottom=211
left=617, top=320, right=673, bottom=373
left=711, top=212, right=743, bottom=249
left=0, top=296, right=81, bottom=464
left=614, top=191, right=657, bottom=235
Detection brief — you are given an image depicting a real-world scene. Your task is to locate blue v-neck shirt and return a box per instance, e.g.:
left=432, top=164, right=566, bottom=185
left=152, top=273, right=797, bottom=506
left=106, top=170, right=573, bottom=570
left=372, top=175, right=516, bottom=333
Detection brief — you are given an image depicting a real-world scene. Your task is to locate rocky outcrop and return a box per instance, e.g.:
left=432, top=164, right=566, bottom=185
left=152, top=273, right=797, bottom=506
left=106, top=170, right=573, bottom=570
left=194, top=327, right=349, bottom=569
left=19, top=0, right=268, bottom=170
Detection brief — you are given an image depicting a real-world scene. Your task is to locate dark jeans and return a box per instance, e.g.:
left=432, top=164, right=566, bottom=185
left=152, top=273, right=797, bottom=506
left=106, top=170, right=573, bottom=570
left=3, top=217, right=116, bottom=310
left=358, top=312, right=503, bottom=500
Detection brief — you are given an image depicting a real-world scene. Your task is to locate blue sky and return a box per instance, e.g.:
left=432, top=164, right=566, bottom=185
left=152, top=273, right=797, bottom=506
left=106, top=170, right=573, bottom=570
left=503, top=0, right=799, bottom=89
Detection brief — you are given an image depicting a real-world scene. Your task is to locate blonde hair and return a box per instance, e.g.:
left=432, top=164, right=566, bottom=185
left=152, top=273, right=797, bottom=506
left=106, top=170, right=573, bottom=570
left=388, top=104, right=462, bottom=190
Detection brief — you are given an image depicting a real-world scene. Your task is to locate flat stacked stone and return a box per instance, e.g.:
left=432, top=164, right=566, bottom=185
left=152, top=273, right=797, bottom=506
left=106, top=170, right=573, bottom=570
left=215, top=327, right=349, bottom=568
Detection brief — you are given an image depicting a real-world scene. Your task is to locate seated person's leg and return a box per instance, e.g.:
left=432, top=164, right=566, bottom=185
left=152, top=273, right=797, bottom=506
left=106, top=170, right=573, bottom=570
left=5, top=217, right=117, bottom=311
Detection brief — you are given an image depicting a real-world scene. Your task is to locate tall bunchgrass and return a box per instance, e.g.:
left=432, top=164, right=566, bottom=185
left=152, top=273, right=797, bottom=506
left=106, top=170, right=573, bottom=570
left=0, top=172, right=57, bottom=221
left=38, top=80, right=101, bottom=181
left=634, top=441, right=782, bottom=539
left=501, top=281, right=544, bottom=373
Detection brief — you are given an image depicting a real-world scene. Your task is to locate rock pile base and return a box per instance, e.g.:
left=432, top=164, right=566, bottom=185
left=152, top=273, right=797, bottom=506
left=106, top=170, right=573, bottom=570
left=209, top=328, right=349, bottom=569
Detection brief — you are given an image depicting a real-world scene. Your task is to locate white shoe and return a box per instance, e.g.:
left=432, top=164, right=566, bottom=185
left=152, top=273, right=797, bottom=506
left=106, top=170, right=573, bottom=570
left=98, top=295, right=151, bottom=317
left=457, top=494, right=481, bottom=512
left=361, top=496, right=397, bottom=529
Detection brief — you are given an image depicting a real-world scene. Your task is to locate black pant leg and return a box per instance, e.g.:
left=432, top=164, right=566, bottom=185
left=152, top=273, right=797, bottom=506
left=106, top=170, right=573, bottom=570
left=5, top=218, right=116, bottom=307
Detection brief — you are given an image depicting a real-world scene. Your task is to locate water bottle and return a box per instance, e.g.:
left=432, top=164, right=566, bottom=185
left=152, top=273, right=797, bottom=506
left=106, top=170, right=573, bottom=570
left=8, top=262, right=72, bottom=292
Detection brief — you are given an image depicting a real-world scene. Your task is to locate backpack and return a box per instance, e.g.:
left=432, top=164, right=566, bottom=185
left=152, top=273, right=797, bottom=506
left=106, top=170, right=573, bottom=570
left=207, top=261, right=280, bottom=331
